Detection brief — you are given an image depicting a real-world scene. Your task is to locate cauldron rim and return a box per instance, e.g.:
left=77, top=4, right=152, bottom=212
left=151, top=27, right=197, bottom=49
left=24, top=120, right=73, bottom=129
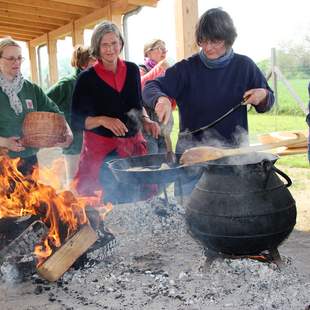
left=201, top=152, right=279, bottom=167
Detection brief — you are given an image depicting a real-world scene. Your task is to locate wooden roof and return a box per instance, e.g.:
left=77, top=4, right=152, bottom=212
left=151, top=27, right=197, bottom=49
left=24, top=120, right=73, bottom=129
left=0, top=0, right=158, bottom=43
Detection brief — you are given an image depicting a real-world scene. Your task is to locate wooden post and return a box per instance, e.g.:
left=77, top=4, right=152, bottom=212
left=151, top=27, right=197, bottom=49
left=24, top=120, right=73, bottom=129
left=37, top=224, right=98, bottom=282
left=73, top=21, right=85, bottom=46
left=27, top=42, right=39, bottom=84
left=175, top=0, right=199, bottom=61
left=47, top=34, right=58, bottom=86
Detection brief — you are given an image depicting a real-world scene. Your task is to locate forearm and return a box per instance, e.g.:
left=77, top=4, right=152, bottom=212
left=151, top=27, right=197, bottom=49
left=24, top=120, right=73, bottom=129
left=85, top=116, right=104, bottom=130
left=0, top=136, right=8, bottom=148
left=142, top=80, right=169, bottom=109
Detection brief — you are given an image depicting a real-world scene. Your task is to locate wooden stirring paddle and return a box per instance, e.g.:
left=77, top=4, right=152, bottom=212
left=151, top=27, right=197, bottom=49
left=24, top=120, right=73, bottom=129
left=180, top=133, right=307, bottom=165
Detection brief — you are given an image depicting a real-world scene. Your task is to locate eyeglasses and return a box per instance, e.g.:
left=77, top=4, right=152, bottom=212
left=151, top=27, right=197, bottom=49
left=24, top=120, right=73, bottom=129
left=153, top=46, right=168, bottom=53
left=1, top=56, right=25, bottom=63
left=100, top=41, right=120, bottom=50
left=201, top=40, right=224, bottom=48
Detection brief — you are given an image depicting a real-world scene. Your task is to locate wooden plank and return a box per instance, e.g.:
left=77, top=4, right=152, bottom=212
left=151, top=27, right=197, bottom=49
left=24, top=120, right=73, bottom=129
left=0, top=0, right=94, bottom=15
left=175, top=0, right=199, bottom=60
left=50, top=0, right=105, bottom=8
left=0, top=32, right=35, bottom=41
left=75, top=5, right=111, bottom=29
left=29, top=34, right=48, bottom=48
left=49, top=23, right=73, bottom=40
left=127, top=0, right=158, bottom=6
left=37, top=224, right=98, bottom=282
left=28, top=42, right=39, bottom=84
left=0, top=9, right=66, bottom=26
left=0, top=24, right=46, bottom=35
left=0, top=2, right=79, bottom=21
left=0, top=17, right=55, bottom=31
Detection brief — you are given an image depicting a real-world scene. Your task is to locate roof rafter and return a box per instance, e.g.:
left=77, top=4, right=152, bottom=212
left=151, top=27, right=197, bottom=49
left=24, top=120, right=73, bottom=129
left=0, top=0, right=93, bottom=15
left=0, top=1, right=79, bottom=21
left=49, top=0, right=105, bottom=9
left=0, top=17, right=56, bottom=31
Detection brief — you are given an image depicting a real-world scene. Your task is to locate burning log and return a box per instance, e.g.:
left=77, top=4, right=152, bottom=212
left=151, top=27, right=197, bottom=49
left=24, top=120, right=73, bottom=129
left=0, top=220, right=47, bottom=264
left=37, top=224, right=98, bottom=282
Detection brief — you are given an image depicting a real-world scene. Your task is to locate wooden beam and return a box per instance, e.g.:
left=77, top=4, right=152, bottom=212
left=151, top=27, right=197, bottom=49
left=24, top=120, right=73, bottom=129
left=0, top=9, right=66, bottom=26
left=73, top=21, right=84, bottom=46
left=0, top=28, right=39, bottom=38
left=0, top=0, right=94, bottom=15
left=49, top=23, right=73, bottom=40
left=0, top=24, right=47, bottom=35
left=49, top=0, right=105, bottom=8
left=175, top=0, right=199, bottom=60
left=0, top=17, right=56, bottom=31
left=0, top=2, right=79, bottom=21
left=75, top=5, right=111, bottom=29
left=0, top=32, right=34, bottom=41
left=127, top=0, right=158, bottom=6
left=29, top=34, right=48, bottom=48
left=27, top=42, right=39, bottom=84
left=47, top=34, right=58, bottom=85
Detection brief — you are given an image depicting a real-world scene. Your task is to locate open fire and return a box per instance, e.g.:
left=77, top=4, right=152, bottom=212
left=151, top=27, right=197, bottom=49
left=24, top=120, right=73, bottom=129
left=0, top=155, right=112, bottom=267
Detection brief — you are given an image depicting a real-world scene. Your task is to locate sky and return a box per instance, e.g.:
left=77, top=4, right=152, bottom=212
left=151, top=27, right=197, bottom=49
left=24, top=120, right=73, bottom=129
left=126, top=0, right=310, bottom=64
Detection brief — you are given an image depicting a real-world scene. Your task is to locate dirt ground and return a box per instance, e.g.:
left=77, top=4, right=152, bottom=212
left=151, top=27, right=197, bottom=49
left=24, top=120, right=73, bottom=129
left=0, top=150, right=309, bottom=310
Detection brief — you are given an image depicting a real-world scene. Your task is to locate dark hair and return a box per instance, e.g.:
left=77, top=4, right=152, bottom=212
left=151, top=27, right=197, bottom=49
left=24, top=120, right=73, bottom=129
left=91, top=21, right=124, bottom=58
left=195, top=8, right=237, bottom=48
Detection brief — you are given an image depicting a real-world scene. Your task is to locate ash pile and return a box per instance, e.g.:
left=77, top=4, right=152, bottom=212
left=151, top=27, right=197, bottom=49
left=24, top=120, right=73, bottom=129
left=0, top=196, right=309, bottom=310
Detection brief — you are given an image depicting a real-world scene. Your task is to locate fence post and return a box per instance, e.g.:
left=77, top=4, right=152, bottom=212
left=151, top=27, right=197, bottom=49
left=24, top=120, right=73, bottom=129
left=271, top=48, right=278, bottom=108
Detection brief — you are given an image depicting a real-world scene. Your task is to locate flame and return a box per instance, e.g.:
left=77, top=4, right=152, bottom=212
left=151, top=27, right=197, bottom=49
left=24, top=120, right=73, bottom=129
left=0, top=155, right=112, bottom=266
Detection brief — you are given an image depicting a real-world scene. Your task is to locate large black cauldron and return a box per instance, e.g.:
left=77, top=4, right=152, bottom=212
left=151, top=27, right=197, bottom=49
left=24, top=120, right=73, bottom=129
left=186, top=152, right=296, bottom=255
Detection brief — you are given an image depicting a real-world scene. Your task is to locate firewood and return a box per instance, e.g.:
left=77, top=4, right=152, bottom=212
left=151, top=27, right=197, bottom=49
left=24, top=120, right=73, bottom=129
left=37, top=224, right=98, bottom=282
left=0, top=220, right=47, bottom=264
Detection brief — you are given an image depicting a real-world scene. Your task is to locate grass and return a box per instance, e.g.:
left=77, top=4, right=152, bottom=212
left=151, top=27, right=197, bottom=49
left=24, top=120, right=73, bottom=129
left=171, top=111, right=309, bottom=168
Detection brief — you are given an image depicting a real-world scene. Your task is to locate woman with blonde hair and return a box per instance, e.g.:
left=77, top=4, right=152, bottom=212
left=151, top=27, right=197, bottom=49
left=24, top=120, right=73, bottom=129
left=0, top=38, right=72, bottom=175
left=46, top=45, right=95, bottom=186
left=140, top=39, right=175, bottom=154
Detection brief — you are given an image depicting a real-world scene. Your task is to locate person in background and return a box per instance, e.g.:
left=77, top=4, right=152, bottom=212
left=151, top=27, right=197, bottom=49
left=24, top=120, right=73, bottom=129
left=140, top=39, right=175, bottom=154
left=307, top=81, right=310, bottom=163
left=0, top=38, right=72, bottom=175
left=71, top=21, right=159, bottom=202
left=142, top=8, right=274, bottom=195
left=46, top=45, right=95, bottom=187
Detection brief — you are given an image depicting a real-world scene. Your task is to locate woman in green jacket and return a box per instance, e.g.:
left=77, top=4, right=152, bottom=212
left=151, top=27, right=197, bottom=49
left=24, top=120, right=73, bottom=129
left=0, top=38, right=72, bottom=175
left=46, top=45, right=95, bottom=186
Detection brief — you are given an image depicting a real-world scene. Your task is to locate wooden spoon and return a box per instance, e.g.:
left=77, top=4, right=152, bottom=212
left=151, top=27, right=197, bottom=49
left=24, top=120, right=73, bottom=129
left=180, top=133, right=308, bottom=165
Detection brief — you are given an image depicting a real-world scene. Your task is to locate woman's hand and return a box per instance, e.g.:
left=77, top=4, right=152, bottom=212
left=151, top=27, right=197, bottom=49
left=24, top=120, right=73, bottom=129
left=155, top=96, right=172, bottom=125
left=243, top=88, right=268, bottom=106
left=0, top=136, right=25, bottom=152
left=142, top=117, right=161, bottom=139
left=100, top=116, right=128, bottom=136
left=85, top=116, right=128, bottom=136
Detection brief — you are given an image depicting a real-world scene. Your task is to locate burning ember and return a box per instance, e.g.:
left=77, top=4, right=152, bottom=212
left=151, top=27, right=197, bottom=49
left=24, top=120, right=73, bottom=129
left=0, top=156, right=112, bottom=266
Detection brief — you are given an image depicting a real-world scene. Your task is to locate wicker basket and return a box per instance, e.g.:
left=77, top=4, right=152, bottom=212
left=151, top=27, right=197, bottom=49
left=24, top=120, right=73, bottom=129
left=22, top=112, right=67, bottom=148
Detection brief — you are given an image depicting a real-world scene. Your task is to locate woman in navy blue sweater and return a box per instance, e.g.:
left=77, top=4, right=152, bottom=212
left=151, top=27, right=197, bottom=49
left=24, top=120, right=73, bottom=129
left=143, top=8, right=274, bottom=153
left=142, top=7, right=275, bottom=195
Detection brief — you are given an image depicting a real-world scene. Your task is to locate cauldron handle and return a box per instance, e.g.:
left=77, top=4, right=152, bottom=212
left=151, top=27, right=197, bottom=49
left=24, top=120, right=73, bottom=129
left=271, top=166, right=292, bottom=188
left=263, top=161, right=292, bottom=188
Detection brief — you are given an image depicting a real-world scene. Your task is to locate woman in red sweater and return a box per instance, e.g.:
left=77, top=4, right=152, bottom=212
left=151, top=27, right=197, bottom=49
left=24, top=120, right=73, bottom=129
left=71, top=21, right=159, bottom=202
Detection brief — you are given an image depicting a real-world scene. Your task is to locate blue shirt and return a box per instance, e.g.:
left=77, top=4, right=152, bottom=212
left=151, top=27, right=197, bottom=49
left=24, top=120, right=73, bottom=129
left=142, top=53, right=274, bottom=152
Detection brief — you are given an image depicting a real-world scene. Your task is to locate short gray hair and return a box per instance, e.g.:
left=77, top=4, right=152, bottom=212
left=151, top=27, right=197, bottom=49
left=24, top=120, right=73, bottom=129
left=0, top=38, right=20, bottom=58
left=90, top=21, right=124, bottom=58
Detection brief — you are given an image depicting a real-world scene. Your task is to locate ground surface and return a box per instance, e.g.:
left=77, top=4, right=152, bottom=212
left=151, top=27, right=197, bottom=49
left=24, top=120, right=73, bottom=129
left=0, top=151, right=309, bottom=310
